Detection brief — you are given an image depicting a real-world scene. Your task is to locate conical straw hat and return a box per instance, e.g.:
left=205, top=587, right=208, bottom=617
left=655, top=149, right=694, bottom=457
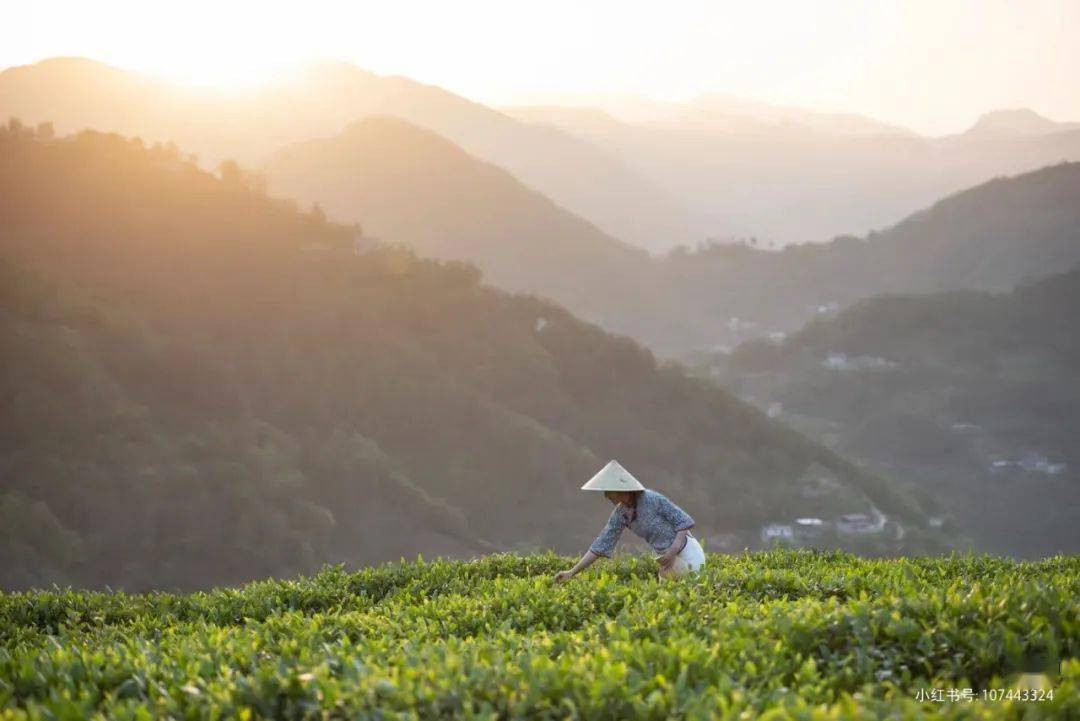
left=581, top=460, right=646, bottom=491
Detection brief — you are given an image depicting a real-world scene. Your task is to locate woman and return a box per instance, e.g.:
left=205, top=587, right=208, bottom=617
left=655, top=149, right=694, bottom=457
left=554, top=460, right=705, bottom=583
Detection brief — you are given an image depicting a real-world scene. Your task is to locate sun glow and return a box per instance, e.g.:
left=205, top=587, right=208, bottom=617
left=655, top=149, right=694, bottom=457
left=122, top=52, right=308, bottom=91
left=5, top=0, right=1080, bottom=133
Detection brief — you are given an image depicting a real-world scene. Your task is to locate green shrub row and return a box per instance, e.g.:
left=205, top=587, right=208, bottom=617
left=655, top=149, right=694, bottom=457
left=1, top=551, right=1077, bottom=719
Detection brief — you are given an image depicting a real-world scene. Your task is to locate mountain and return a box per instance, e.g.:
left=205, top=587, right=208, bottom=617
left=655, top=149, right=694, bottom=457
left=0, top=125, right=943, bottom=590
left=0, top=57, right=690, bottom=251
left=505, top=99, right=1080, bottom=247
left=7, top=59, right=1080, bottom=254
left=651, top=161, right=1080, bottom=354
left=269, top=135, right=1080, bottom=358
left=506, top=94, right=913, bottom=136
left=663, top=94, right=915, bottom=137
left=263, top=117, right=666, bottom=334
left=964, top=108, right=1080, bottom=138
left=712, top=269, right=1080, bottom=558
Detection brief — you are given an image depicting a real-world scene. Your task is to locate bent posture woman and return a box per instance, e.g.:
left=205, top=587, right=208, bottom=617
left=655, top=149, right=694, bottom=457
left=554, top=460, right=705, bottom=583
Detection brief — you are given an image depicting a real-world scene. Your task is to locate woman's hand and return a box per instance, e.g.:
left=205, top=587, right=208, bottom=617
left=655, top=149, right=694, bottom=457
left=658, top=530, right=688, bottom=569
left=555, top=551, right=600, bottom=584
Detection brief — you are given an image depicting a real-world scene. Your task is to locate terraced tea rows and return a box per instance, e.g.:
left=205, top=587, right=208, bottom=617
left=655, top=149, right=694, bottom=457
left=1, top=551, right=1077, bottom=719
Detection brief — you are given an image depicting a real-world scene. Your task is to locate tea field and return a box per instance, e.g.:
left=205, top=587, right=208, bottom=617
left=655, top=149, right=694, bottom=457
left=1, top=551, right=1077, bottom=719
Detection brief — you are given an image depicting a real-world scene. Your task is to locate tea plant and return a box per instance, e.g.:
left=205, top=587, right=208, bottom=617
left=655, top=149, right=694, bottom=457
left=1, top=550, right=1077, bottom=719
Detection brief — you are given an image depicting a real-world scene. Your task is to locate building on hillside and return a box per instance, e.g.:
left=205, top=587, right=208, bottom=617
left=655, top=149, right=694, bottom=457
left=823, top=353, right=897, bottom=372
left=761, top=524, right=795, bottom=545
left=837, top=513, right=877, bottom=534
left=794, top=517, right=827, bottom=540
left=1020, top=455, right=1067, bottom=475
left=989, top=455, right=1067, bottom=475
left=812, top=301, right=840, bottom=315
left=727, top=317, right=759, bottom=333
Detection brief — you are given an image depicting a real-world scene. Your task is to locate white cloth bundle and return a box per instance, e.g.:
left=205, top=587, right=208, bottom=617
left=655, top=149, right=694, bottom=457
left=658, top=536, right=705, bottom=580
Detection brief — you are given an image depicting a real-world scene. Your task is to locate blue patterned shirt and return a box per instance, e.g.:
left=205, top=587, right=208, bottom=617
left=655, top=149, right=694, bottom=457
left=589, top=489, right=695, bottom=557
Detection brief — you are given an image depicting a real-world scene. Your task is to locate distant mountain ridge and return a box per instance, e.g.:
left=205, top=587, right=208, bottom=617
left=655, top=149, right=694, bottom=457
left=964, top=108, right=1080, bottom=138
left=264, top=116, right=668, bottom=337
left=0, top=57, right=690, bottom=251
left=506, top=100, right=1080, bottom=246
left=648, top=161, right=1080, bottom=353
left=266, top=132, right=1080, bottom=356
left=507, top=93, right=915, bottom=136
left=4, top=57, right=1079, bottom=361
left=7, top=58, right=1080, bottom=255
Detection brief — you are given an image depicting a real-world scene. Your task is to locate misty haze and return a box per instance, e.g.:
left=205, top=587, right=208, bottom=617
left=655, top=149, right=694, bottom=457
left=1, top=1, right=1077, bottom=718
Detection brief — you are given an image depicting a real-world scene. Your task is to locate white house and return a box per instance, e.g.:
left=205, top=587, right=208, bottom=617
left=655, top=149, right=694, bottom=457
left=1021, top=455, right=1067, bottom=475
left=794, top=517, right=827, bottom=539
left=990, top=456, right=1067, bottom=475
left=823, top=353, right=897, bottom=372
left=761, top=524, right=795, bottom=544
left=837, top=513, right=876, bottom=534
left=812, top=301, right=840, bottom=315
left=727, top=317, right=759, bottom=333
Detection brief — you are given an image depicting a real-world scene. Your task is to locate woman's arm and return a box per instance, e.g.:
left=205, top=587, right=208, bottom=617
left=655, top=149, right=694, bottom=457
left=556, top=505, right=627, bottom=583
left=657, top=529, right=689, bottom=568
left=554, top=550, right=601, bottom=584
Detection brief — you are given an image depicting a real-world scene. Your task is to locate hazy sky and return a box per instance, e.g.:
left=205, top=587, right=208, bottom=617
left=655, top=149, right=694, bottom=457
left=6, top=0, right=1079, bottom=134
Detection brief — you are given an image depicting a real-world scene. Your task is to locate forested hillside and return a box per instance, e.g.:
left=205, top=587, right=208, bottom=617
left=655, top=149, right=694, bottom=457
left=267, top=128, right=1080, bottom=357
left=5, top=60, right=1079, bottom=359
left=0, top=126, right=941, bottom=590
left=0, top=57, right=689, bottom=250
left=712, top=270, right=1080, bottom=557
left=659, top=162, right=1080, bottom=352
left=264, top=117, right=677, bottom=337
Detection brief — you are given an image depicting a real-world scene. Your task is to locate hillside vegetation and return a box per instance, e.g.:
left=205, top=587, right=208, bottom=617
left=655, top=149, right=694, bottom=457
left=0, top=57, right=688, bottom=251
left=0, top=125, right=940, bottom=591
left=1, top=552, right=1077, bottom=718
left=264, top=117, right=668, bottom=337
left=508, top=98, right=1080, bottom=248
left=715, top=269, right=1080, bottom=557
left=5, top=60, right=1080, bottom=358
left=660, top=161, right=1080, bottom=352
left=263, top=117, right=1080, bottom=356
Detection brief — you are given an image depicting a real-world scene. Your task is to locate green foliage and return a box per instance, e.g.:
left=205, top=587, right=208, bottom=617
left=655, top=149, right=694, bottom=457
left=718, top=268, right=1080, bottom=558
left=0, top=127, right=942, bottom=591
left=0, top=551, right=1077, bottom=719
left=657, top=162, right=1080, bottom=354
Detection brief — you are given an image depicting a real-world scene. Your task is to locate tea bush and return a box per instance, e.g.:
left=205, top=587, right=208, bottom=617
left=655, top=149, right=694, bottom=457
left=1, top=550, right=1077, bottom=719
